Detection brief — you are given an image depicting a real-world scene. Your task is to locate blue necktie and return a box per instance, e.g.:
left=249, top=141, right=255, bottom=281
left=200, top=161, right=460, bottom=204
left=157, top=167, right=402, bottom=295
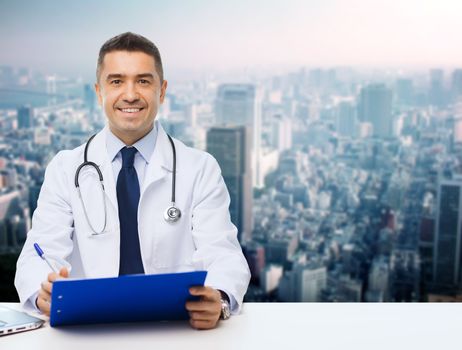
left=117, top=147, right=145, bottom=275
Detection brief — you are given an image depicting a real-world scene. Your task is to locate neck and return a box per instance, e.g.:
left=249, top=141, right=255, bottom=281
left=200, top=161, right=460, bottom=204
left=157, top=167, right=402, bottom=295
left=109, top=124, right=154, bottom=146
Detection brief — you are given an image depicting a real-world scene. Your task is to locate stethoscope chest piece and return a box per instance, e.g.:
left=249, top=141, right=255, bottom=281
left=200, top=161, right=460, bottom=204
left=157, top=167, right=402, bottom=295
left=164, top=204, right=181, bottom=223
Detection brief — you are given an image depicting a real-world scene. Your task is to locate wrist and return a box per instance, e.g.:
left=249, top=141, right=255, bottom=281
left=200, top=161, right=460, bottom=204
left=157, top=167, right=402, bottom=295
left=217, top=289, right=231, bottom=320
left=217, top=290, right=230, bottom=303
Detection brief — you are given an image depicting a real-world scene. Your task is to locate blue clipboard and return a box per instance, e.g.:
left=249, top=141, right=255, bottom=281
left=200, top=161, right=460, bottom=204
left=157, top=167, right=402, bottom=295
left=49, top=271, right=207, bottom=327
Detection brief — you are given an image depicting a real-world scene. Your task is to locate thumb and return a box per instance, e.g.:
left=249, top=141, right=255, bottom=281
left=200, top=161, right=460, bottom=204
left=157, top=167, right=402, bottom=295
left=59, top=267, right=69, bottom=278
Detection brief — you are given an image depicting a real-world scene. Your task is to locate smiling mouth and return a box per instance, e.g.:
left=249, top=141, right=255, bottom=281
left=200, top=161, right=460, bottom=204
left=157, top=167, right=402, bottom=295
left=117, top=107, right=144, bottom=113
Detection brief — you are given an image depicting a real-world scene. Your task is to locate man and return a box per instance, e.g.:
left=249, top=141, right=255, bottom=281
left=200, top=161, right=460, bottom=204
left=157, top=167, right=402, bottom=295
left=15, top=32, right=251, bottom=330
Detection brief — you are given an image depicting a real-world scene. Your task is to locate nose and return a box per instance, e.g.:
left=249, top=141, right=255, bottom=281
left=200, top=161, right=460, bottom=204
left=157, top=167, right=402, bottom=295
left=122, top=81, right=140, bottom=103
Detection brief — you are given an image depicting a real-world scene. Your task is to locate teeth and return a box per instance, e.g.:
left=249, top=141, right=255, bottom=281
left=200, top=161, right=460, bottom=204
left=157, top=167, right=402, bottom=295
left=120, top=108, right=141, bottom=113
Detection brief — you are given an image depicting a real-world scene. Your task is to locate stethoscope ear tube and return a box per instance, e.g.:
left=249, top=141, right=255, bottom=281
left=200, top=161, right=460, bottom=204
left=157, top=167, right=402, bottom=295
left=75, top=133, right=103, bottom=188
left=74, top=161, right=104, bottom=188
left=74, top=133, right=107, bottom=235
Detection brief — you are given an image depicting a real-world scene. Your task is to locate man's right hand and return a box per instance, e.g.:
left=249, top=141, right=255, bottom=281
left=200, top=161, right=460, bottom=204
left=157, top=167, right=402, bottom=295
left=37, top=267, right=69, bottom=316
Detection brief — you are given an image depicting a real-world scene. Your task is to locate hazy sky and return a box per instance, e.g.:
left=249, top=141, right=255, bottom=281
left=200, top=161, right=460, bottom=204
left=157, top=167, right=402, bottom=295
left=1, top=0, right=461, bottom=80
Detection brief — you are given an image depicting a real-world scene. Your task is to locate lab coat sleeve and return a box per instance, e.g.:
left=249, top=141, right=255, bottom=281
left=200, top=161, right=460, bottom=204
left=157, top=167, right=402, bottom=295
left=14, top=151, right=74, bottom=312
left=191, top=153, right=251, bottom=314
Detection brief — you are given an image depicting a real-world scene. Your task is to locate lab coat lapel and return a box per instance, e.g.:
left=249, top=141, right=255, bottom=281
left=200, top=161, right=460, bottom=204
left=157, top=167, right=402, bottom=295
left=141, top=122, right=177, bottom=194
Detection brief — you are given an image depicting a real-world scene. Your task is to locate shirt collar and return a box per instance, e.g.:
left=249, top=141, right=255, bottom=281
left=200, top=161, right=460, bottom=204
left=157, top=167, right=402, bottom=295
left=105, top=121, right=158, bottom=164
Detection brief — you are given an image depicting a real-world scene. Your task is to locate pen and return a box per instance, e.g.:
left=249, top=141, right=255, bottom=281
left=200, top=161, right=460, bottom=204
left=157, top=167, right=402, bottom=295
left=34, top=243, right=59, bottom=273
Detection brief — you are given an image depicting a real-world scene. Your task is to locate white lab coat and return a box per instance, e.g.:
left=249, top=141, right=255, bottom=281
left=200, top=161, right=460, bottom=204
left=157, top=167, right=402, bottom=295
left=15, top=122, right=250, bottom=313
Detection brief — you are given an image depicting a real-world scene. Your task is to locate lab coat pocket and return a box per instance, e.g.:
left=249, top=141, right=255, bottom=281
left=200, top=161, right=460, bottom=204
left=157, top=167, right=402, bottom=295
left=79, top=227, right=119, bottom=277
left=152, top=219, right=195, bottom=269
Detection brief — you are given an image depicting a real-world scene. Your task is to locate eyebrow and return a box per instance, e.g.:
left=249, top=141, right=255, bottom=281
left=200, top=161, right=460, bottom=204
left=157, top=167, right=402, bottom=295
left=106, top=73, right=155, bottom=81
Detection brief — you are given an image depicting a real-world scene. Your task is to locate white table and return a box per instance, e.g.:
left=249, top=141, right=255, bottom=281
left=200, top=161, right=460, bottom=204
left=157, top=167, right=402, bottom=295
left=1, top=302, right=460, bottom=350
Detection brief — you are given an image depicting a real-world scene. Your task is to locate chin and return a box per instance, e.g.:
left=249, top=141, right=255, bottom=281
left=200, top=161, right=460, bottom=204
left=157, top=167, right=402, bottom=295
left=119, top=120, right=151, bottom=132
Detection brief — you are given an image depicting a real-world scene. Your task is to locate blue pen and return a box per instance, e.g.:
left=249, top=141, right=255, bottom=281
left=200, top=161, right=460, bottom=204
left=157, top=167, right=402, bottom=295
left=34, top=243, right=58, bottom=273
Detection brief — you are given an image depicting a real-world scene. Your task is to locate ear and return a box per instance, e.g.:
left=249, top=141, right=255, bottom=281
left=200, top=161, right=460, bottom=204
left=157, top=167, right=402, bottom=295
left=159, top=80, right=168, bottom=104
left=94, top=82, right=103, bottom=106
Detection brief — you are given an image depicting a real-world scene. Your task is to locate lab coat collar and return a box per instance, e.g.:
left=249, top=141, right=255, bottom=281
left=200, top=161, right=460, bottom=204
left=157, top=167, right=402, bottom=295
left=81, top=120, right=177, bottom=205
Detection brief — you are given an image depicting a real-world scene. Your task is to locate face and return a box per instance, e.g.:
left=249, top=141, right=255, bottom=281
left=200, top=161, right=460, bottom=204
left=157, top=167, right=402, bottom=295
left=95, top=50, right=167, bottom=144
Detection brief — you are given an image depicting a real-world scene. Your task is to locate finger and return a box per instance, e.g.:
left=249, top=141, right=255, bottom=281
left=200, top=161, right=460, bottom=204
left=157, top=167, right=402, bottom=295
left=37, top=296, right=50, bottom=315
left=185, top=300, right=219, bottom=312
left=189, top=311, right=217, bottom=321
left=59, top=267, right=69, bottom=278
left=190, top=319, right=216, bottom=330
left=189, top=287, right=220, bottom=301
left=38, top=288, right=51, bottom=302
left=41, top=280, right=53, bottom=294
left=47, top=268, right=69, bottom=285
left=47, top=272, right=60, bottom=283
left=189, top=286, right=215, bottom=297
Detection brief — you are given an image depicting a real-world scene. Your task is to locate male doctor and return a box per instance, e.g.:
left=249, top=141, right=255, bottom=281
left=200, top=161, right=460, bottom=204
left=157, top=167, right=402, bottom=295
left=15, top=32, right=251, bottom=330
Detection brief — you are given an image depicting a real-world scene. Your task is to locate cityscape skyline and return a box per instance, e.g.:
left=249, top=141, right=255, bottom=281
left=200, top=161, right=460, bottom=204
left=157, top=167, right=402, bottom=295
left=2, top=63, right=462, bottom=303
left=2, top=1, right=462, bottom=304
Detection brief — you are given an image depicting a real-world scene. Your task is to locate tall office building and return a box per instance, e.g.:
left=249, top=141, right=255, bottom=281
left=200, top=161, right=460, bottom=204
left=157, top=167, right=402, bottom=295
left=452, top=69, right=462, bottom=98
left=215, top=84, right=262, bottom=187
left=453, top=117, right=462, bottom=144
left=271, top=114, right=292, bottom=151
left=277, top=262, right=327, bottom=302
left=433, top=178, right=462, bottom=291
left=243, top=241, right=265, bottom=284
left=17, top=105, right=33, bottom=129
left=336, top=101, right=357, bottom=137
left=367, top=256, right=390, bottom=301
left=296, top=265, right=327, bottom=302
left=389, top=249, right=420, bottom=301
left=429, top=69, right=445, bottom=107
left=84, top=84, right=96, bottom=113
left=206, top=126, right=253, bottom=242
left=395, top=78, right=414, bottom=106
left=358, top=84, right=393, bottom=138
left=0, top=191, right=30, bottom=251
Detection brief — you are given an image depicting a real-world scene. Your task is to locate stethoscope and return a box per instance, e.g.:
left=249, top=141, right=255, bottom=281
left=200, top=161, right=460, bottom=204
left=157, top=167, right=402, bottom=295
left=74, top=133, right=181, bottom=236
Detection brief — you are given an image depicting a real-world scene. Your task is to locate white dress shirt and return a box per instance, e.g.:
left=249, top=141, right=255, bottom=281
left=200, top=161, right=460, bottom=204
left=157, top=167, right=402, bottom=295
left=106, top=123, right=158, bottom=187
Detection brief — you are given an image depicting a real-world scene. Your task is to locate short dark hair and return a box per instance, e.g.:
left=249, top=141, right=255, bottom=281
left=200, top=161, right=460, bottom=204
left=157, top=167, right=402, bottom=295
left=96, top=32, right=164, bottom=83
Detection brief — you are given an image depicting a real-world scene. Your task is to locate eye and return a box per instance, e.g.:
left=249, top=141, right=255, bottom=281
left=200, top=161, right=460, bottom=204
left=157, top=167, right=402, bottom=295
left=110, top=79, right=122, bottom=85
left=139, top=79, right=150, bottom=85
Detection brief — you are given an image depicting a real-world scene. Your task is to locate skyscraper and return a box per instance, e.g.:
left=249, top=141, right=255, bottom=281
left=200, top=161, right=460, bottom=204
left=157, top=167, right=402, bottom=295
left=278, top=261, right=327, bottom=302
left=358, top=84, right=393, bottom=138
left=206, top=126, right=253, bottom=242
left=215, top=84, right=262, bottom=187
left=336, top=101, right=357, bottom=137
left=17, top=105, right=33, bottom=129
left=84, top=84, right=96, bottom=113
left=433, top=177, right=462, bottom=291
left=429, top=69, right=445, bottom=107
left=395, top=78, right=414, bottom=106
left=451, top=69, right=462, bottom=98
left=294, top=264, right=327, bottom=302
left=271, top=114, right=292, bottom=151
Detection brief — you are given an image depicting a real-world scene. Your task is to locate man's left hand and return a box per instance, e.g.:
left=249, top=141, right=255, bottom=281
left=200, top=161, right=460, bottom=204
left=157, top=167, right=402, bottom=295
left=185, top=286, right=222, bottom=330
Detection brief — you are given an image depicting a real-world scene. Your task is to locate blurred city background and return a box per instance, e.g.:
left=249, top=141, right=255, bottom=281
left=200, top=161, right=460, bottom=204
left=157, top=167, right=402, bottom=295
left=1, top=0, right=462, bottom=303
